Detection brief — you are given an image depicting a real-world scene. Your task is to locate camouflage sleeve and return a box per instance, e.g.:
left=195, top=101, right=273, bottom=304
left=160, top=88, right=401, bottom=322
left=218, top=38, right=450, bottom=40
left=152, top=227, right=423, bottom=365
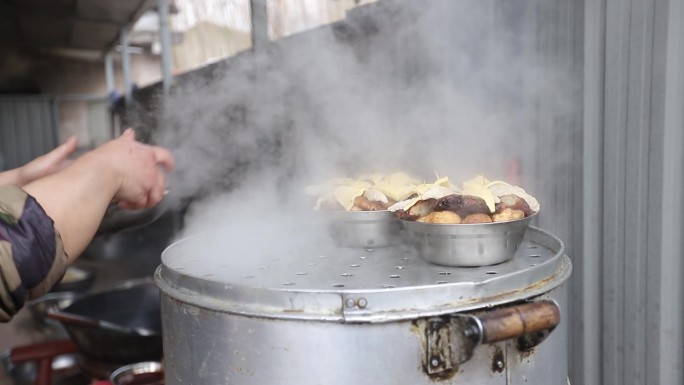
left=0, top=185, right=68, bottom=322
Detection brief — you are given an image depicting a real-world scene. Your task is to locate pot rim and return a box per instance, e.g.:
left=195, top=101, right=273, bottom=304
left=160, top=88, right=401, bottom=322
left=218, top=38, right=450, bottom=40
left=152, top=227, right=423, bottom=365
left=156, top=226, right=570, bottom=323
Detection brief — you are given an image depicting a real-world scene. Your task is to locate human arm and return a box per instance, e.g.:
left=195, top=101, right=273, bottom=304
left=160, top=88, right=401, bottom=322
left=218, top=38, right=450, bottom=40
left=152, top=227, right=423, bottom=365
left=23, top=129, right=174, bottom=260
left=0, top=136, right=78, bottom=187
left=0, top=129, right=173, bottom=322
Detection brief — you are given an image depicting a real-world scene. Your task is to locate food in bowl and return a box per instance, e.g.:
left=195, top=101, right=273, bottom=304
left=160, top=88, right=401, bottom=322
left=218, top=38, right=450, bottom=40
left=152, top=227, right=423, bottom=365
left=306, top=172, right=423, bottom=212
left=391, top=176, right=539, bottom=266
left=306, top=173, right=424, bottom=248
left=389, top=176, right=539, bottom=224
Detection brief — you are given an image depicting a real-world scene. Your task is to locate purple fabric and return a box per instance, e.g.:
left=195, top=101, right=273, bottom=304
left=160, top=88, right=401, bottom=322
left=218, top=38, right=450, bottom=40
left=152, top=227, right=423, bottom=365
left=1, top=195, right=57, bottom=290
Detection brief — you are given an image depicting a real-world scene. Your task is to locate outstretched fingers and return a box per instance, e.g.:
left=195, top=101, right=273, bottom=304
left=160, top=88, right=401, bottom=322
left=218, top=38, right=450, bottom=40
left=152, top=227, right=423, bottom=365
left=51, top=136, right=78, bottom=161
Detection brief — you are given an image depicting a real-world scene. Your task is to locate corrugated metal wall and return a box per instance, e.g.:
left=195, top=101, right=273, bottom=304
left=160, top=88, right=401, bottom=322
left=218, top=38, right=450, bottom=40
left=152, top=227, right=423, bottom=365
left=0, top=97, right=59, bottom=170
left=521, top=1, right=586, bottom=383
left=581, top=0, right=684, bottom=385
left=497, top=0, right=684, bottom=383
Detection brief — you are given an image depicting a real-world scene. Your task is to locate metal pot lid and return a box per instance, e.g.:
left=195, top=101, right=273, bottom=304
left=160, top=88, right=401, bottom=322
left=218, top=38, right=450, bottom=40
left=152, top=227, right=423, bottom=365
left=156, top=221, right=570, bottom=323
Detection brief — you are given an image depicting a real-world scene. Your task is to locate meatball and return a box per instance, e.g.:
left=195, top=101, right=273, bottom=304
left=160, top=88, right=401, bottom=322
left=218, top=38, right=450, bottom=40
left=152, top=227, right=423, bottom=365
left=463, top=213, right=493, bottom=224
left=417, top=211, right=462, bottom=224
left=492, top=208, right=525, bottom=222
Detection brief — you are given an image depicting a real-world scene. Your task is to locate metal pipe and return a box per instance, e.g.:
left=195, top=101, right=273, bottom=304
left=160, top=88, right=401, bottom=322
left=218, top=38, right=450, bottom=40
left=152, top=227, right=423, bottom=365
left=57, top=94, right=109, bottom=102
left=657, top=0, right=684, bottom=383
left=120, top=29, right=133, bottom=106
left=105, top=52, right=115, bottom=95
left=582, top=0, right=605, bottom=384
left=157, top=0, right=173, bottom=95
left=49, top=97, right=60, bottom=148
left=250, top=0, right=268, bottom=52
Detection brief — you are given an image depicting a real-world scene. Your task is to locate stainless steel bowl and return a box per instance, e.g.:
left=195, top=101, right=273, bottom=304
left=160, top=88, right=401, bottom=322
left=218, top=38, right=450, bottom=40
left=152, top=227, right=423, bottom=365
left=110, top=361, right=164, bottom=385
left=402, top=213, right=537, bottom=267
left=325, top=210, right=402, bottom=248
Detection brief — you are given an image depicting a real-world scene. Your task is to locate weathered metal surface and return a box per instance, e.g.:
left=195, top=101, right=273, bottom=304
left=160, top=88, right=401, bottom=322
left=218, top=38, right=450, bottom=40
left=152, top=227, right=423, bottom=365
left=157, top=219, right=570, bottom=385
left=159, top=285, right=568, bottom=385
left=581, top=0, right=604, bottom=382
left=418, top=300, right=559, bottom=379
left=650, top=0, right=684, bottom=383
left=157, top=224, right=568, bottom=322
left=0, top=97, right=58, bottom=170
left=582, top=0, right=684, bottom=384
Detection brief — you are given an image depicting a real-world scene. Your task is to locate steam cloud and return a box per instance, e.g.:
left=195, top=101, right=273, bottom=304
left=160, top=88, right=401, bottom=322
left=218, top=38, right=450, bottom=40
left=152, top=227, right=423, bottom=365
left=155, top=0, right=576, bottom=239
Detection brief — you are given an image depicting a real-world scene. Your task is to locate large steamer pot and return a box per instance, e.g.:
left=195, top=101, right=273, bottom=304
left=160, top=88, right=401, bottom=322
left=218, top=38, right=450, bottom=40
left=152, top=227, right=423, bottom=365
left=156, top=222, right=571, bottom=385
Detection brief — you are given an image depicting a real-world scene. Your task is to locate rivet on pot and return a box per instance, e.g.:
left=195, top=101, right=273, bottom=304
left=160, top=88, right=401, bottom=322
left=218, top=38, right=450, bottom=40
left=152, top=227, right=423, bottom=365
left=345, top=298, right=356, bottom=308
left=431, top=358, right=440, bottom=367
left=357, top=298, right=368, bottom=308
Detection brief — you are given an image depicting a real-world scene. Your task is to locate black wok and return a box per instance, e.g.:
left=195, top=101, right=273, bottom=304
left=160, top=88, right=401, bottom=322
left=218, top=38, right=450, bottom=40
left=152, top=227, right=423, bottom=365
left=47, top=279, right=163, bottom=365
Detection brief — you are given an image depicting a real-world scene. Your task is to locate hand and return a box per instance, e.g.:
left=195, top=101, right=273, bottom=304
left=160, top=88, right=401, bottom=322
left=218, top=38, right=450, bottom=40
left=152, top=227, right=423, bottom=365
left=93, top=128, right=175, bottom=210
left=17, top=136, right=78, bottom=185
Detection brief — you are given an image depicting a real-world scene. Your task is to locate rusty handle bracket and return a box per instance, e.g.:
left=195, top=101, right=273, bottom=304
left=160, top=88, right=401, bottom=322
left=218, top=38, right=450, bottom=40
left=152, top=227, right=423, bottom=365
left=424, top=300, right=561, bottom=376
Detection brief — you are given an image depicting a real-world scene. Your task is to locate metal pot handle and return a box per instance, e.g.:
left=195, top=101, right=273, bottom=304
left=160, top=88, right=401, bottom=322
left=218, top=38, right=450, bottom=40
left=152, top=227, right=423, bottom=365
left=469, top=299, right=561, bottom=345
left=47, top=310, right=157, bottom=336
left=423, top=300, right=561, bottom=377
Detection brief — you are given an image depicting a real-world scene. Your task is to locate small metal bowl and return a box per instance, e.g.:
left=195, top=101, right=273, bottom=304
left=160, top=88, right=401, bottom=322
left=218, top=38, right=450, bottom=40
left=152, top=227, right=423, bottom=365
left=402, top=213, right=537, bottom=267
left=110, top=361, right=164, bottom=385
left=325, top=210, right=402, bottom=248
